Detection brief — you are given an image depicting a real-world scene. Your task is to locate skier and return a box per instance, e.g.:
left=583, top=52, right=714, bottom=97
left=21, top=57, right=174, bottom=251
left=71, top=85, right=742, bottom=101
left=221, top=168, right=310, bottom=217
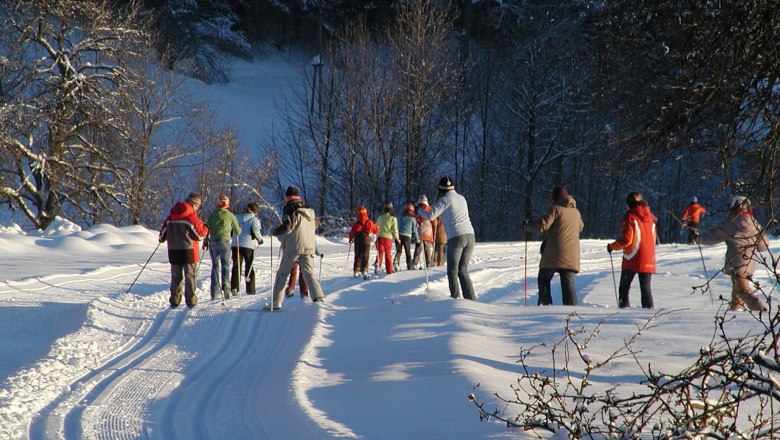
left=417, top=176, right=476, bottom=300
left=158, top=193, right=209, bottom=308
left=696, top=196, right=768, bottom=311
left=204, top=195, right=241, bottom=300
left=348, top=205, right=379, bottom=279
left=412, top=195, right=434, bottom=269
left=231, top=202, right=263, bottom=295
left=394, top=203, right=419, bottom=271
left=265, top=186, right=325, bottom=311
left=607, top=192, right=657, bottom=309
left=375, top=202, right=399, bottom=275
left=523, top=186, right=584, bottom=306
left=681, top=196, right=706, bottom=244
left=432, top=214, right=447, bottom=267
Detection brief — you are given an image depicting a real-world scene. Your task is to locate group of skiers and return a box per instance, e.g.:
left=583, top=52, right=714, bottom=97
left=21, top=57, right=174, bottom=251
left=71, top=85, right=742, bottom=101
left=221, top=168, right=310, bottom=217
left=158, top=186, right=324, bottom=310
left=157, top=178, right=769, bottom=313
left=525, top=186, right=769, bottom=312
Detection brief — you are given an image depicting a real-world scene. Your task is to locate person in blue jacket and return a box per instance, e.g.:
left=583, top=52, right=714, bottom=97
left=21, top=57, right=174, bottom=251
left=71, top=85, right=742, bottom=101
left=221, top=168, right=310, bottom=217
left=231, top=202, right=263, bottom=295
left=394, top=203, right=420, bottom=270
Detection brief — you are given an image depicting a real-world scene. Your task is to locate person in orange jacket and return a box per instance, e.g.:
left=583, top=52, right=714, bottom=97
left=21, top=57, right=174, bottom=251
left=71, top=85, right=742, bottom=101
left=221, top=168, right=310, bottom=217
left=607, top=192, right=657, bottom=309
left=681, top=196, right=706, bottom=244
left=348, top=205, right=379, bottom=280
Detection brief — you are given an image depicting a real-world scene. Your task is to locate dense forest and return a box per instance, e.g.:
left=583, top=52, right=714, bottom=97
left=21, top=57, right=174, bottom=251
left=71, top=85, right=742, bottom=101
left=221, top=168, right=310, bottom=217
left=0, top=0, right=778, bottom=242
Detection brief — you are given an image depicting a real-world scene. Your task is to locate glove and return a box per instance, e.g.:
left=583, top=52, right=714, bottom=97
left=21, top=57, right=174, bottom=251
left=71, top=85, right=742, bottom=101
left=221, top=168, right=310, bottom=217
left=320, top=253, right=325, bottom=258
left=349, top=239, right=353, bottom=244
left=258, top=239, right=264, bottom=245
left=202, top=242, right=209, bottom=251
left=606, top=244, right=612, bottom=253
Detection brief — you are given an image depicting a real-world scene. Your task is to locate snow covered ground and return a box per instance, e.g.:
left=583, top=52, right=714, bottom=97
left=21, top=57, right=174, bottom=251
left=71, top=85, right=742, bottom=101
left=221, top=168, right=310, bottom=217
left=0, top=218, right=776, bottom=439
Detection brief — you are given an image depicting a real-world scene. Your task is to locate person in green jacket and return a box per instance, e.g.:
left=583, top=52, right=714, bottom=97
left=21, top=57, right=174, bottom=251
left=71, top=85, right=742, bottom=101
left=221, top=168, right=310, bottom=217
left=204, top=195, right=241, bottom=300
left=375, top=202, right=400, bottom=274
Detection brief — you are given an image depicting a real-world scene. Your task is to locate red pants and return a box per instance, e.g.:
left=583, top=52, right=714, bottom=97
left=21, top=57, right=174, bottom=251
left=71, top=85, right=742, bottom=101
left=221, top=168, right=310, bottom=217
left=375, top=237, right=395, bottom=274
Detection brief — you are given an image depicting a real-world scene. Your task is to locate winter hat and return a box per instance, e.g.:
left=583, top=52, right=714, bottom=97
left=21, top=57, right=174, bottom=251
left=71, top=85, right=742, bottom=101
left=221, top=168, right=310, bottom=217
left=185, top=193, right=202, bottom=208
left=217, top=195, right=230, bottom=208
left=438, top=176, right=455, bottom=191
left=552, top=186, right=569, bottom=201
left=691, top=196, right=698, bottom=203
left=357, top=205, right=368, bottom=222
left=728, top=195, right=749, bottom=212
left=626, top=192, right=643, bottom=208
left=285, top=186, right=301, bottom=203
left=417, top=195, right=429, bottom=206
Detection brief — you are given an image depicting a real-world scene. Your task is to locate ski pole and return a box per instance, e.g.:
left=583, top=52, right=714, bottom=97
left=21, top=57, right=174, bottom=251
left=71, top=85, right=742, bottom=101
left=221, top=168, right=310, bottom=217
left=608, top=250, right=619, bottom=307
left=125, top=241, right=161, bottom=295
left=523, top=231, right=528, bottom=306
left=423, top=242, right=429, bottom=292
left=697, top=242, right=715, bottom=305
left=319, top=254, right=323, bottom=281
left=346, top=241, right=352, bottom=273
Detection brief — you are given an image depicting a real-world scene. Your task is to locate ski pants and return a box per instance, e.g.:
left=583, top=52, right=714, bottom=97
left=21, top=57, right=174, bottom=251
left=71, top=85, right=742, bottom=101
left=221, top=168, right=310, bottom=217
left=446, top=234, right=476, bottom=300
left=287, top=261, right=309, bottom=298
left=272, top=253, right=324, bottom=305
left=394, top=235, right=413, bottom=270
left=618, top=270, right=653, bottom=309
left=170, top=262, right=198, bottom=307
left=231, top=246, right=256, bottom=295
left=537, top=268, right=577, bottom=306
left=209, top=239, right=232, bottom=299
left=729, top=273, right=766, bottom=311
left=413, top=240, right=433, bottom=269
left=375, top=237, right=395, bottom=273
left=353, top=233, right=371, bottom=274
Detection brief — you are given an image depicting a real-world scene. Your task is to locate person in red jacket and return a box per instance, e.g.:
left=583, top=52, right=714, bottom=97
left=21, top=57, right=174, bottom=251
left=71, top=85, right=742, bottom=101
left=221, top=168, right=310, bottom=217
left=681, top=196, right=706, bottom=244
left=348, top=205, right=379, bottom=280
left=159, top=193, right=209, bottom=308
left=607, top=192, right=657, bottom=309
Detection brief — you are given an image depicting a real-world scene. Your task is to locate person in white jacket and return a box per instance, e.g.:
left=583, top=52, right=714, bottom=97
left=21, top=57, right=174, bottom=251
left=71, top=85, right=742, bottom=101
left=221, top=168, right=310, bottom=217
left=416, top=176, right=476, bottom=300
left=231, top=202, right=263, bottom=295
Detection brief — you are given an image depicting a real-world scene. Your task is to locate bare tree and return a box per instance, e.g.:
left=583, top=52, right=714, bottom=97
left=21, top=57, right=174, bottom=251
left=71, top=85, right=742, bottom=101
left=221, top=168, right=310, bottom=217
left=0, top=0, right=149, bottom=229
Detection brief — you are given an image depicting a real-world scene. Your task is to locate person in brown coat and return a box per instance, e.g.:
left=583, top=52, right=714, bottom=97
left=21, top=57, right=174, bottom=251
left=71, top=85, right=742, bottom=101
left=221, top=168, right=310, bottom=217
left=523, top=186, right=584, bottom=306
left=697, top=196, right=769, bottom=311
left=432, top=216, right=447, bottom=266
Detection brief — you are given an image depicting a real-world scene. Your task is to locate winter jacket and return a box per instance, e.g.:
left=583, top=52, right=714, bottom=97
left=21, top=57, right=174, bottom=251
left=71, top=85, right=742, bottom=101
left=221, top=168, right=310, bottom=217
left=417, top=190, right=474, bottom=240
left=609, top=204, right=657, bottom=273
left=273, top=201, right=317, bottom=256
left=159, top=201, right=209, bottom=264
left=416, top=208, right=434, bottom=243
left=233, top=212, right=262, bottom=249
left=205, top=208, right=241, bottom=243
left=398, top=213, right=420, bottom=242
left=524, top=195, right=584, bottom=272
left=348, top=219, right=379, bottom=242
left=682, top=203, right=706, bottom=224
left=698, top=213, right=768, bottom=277
left=376, top=213, right=399, bottom=240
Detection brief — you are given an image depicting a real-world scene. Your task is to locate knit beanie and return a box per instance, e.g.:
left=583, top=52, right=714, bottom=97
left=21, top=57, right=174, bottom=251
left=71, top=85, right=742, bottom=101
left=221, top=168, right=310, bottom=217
left=285, top=186, right=301, bottom=203
left=552, top=186, right=568, bottom=201
left=357, top=205, right=368, bottom=222
left=185, top=193, right=202, bottom=207
left=626, top=192, right=643, bottom=208
left=417, top=195, right=428, bottom=206
left=217, top=195, right=230, bottom=208
left=438, top=176, right=454, bottom=191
